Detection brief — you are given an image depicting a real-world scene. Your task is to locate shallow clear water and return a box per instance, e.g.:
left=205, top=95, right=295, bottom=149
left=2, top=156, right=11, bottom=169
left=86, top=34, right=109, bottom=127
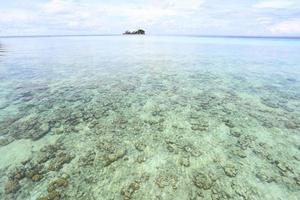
left=0, top=36, right=299, bottom=200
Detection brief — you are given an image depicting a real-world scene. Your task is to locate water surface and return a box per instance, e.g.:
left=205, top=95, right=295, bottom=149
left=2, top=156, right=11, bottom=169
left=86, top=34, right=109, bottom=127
left=0, top=36, right=299, bottom=200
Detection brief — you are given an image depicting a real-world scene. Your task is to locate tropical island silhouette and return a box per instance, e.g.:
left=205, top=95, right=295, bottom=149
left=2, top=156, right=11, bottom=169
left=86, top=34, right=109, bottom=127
left=123, top=29, right=145, bottom=35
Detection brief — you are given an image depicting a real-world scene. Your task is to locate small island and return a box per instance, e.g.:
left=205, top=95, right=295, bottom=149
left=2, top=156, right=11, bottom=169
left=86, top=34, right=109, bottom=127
left=123, top=29, right=145, bottom=35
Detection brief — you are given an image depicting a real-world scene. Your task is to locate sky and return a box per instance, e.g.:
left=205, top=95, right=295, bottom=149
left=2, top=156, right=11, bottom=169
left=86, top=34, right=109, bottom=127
left=0, top=0, right=300, bottom=36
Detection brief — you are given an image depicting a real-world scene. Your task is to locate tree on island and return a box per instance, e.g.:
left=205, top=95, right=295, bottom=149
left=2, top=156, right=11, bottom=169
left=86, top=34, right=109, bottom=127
left=123, top=29, right=145, bottom=35
left=136, top=29, right=145, bottom=34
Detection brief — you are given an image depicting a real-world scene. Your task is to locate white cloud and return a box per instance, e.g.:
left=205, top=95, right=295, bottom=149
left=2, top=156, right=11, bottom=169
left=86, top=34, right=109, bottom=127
left=42, top=0, right=72, bottom=14
left=269, top=19, right=300, bottom=34
left=38, top=0, right=203, bottom=31
left=253, top=0, right=295, bottom=9
left=0, top=10, right=34, bottom=23
left=151, top=0, right=204, bottom=11
left=256, top=17, right=273, bottom=25
left=41, top=0, right=203, bottom=21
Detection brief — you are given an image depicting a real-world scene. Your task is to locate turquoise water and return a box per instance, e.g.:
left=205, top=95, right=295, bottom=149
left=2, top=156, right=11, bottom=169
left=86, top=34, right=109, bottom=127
left=0, top=36, right=299, bottom=200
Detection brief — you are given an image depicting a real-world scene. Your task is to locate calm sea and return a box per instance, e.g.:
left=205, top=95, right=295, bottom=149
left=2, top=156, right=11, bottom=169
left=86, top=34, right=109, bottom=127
left=0, top=36, right=299, bottom=200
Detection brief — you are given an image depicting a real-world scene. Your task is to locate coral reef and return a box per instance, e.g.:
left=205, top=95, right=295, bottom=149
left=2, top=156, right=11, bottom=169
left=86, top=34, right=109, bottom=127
left=0, top=37, right=300, bottom=200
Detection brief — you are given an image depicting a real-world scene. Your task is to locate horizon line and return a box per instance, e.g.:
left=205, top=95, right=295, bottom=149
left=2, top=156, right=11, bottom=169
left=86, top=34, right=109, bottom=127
left=0, top=34, right=300, bottom=39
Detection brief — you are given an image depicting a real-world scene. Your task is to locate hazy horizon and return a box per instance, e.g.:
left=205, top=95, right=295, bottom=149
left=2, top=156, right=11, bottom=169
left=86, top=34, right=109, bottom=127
left=1, top=34, right=300, bottom=39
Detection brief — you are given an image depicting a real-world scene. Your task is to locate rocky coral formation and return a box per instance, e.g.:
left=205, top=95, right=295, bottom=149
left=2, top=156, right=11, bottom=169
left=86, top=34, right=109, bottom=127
left=165, top=139, right=202, bottom=157
left=135, top=142, right=146, bottom=152
left=103, top=149, right=126, bottom=166
left=121, top=181, right=140, bottom=200
left=179, top=156, right=190, bottom=167
left=8, top=115, right=51, bottom=141
left=121, top=174, right=149, bottom=200
left=1, top=142, right=74, bottom=198
left=223, top=164, right=238, bottom=177
left=4, top=179, right=20, bottom=194
left=96, top=139, right=127, bottom=166
left=192, top=171, right=217, bottom=190
left=38, top=176, right=69, bottom=200
left=155, top=172, right=178, bottom=190
left=48, top=152, right=74, bottom=171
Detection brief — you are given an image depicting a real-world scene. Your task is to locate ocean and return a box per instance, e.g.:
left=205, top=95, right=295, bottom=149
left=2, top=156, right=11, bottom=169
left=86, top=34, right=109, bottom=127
left=0, top=35, right=299, bottom=199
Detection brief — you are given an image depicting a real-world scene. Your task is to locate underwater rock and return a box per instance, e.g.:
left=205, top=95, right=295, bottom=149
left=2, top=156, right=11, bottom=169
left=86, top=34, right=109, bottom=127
left=165, top=139, right=201, bottom=157
left=231, top=148, right=247, bottom=158
left=104, top=149, right=126, bottom=166
left=223, top=119, right=235, bottom=128
left=136, top=154, right=147, bottom=164
left=48, top=177, right=69, bottom=192
left=145, top=117, right=165, bottom=127
left=120, top=174, right=149, bottom=199
left=190, top=111, right=201, bottom=119
left=4, top=179, right=20, bottom=194
left=19, top=91, right=34, bottom=101
left=274, top=160, right=293, bottom=175
left=151, top=108, right=164, bottom=117
left=7, top=162, right=44, bottom=185
left=114, top=117, right=128, bottom=129
left=260, top=98, right=279, bottom=109
left=121, top=181, right=140, bottom=200
left=24, top=164, right=44, bottom=181
left=0, top=117, right=21, bottom=131
left=179, top=156, right=190, bottom=167
left=135, top=142, right=146, bottom=152
left=9, top=167, right=26, bottom=181
left=155, top=173, right=178, bottom=189
left=230, top=128, right=242, bottom=137
left=293, top=154, right=300, bottom=161
left=252, top=142, right=271, bottom=159
left=279, top=104, right=294, bottom=112
left=157, top=122, right=166, bottom=132
left=211, top=188, right=231, bottom=200
left=231, top=182, right=258, bottom=199
left=190, top=120, right=209, bottom=131
left=183, top=144, right=202, bottom=157
left=294, top=176, right=300, bottom=186
left=97, top=139, right=116, bottom=152
left=193, top=171, right=216, bottom=190
left=48, top=151, right=74, bottom=171
left=0, top=135, right=14, bottom=146
left=223, top=164, right=238, bottom=177
left=31, top=174, right=44, bottom=182
left=0, top=126, right=9, bottom=136
left=5, top=162, right=45, bottom=194
left=276, top=162, right=288, bottom=172
left=284, top=120, right=299, bottom=129
left=48, top=190, right=60, bottom=200
left=189, top=190, right=204, bottom=200
left=79, top=151, right=96, bottom=167
left=8, top=115, right=51, bottom=141
left=165, top=139, right=179, bottom=154
left=32, top=122, right=51, bottom=140
left=38, top=177, right=70, bottom=200
left=237, top=135, right=256, bottom=150
left=256, top=171, right=275, bottom=183
left=166, top=143, right=178, bottom=154
left=37, top=144, right=64, bottom=164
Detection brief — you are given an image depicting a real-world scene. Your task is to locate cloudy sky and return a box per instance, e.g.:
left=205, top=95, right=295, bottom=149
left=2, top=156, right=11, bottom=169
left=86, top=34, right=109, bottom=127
left=0, top=0, right=300, bottom=36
